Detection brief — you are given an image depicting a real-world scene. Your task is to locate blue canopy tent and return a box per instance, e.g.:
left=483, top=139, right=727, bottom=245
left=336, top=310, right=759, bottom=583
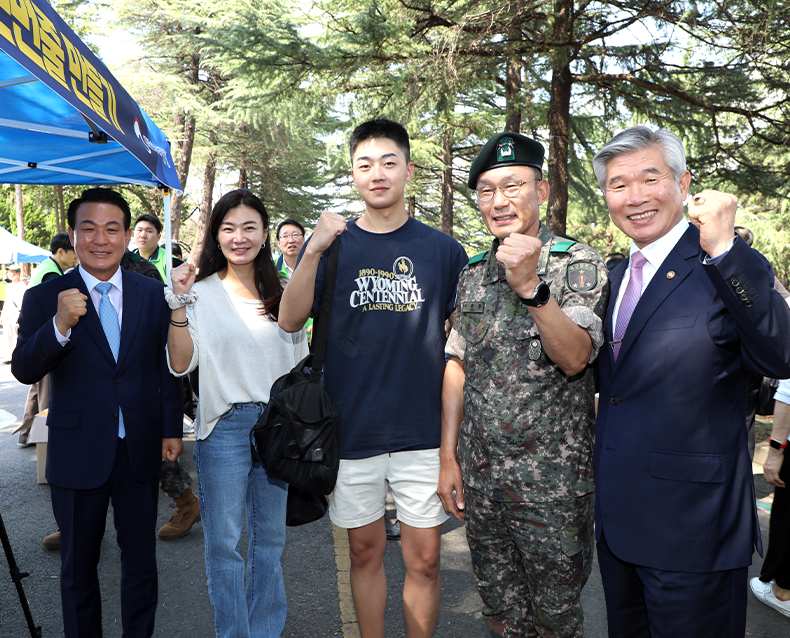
left=0, top=0, right=181, bottom=277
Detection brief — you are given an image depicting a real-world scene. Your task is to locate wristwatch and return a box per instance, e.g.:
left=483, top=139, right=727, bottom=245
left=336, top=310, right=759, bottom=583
left=517, top=281, right=551, bottom=308
left=769, top=438, right=788, bottom=450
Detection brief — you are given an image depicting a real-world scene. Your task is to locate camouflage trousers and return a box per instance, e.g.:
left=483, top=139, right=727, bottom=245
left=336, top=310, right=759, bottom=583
left=160, top=459, right=192, bottom=499
left=464, top=485, right=594, bottom=638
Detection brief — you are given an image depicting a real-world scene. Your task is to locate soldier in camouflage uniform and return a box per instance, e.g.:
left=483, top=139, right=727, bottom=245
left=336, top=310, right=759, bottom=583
left=438, top=132, right=608, bottom=637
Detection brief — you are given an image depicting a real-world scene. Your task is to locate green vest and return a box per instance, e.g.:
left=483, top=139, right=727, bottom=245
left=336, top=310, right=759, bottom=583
left=133, top=245, right=168, bottom=282
left=278, top=262, right=313, bottom=338
left=28, top=257, right=63, bottom=287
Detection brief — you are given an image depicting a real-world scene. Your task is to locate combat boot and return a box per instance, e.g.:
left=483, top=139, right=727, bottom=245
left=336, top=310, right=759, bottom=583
left=158, top=489, right=201, bottom=540
left=43, top=529, right=60, bottom=550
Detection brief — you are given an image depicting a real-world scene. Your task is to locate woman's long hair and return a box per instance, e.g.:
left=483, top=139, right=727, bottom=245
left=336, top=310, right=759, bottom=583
left=195, top=189, right=282, bottom=320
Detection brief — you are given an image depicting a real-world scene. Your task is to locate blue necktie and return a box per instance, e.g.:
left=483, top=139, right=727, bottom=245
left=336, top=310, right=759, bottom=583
left=96, top=282, right=125, bottom=438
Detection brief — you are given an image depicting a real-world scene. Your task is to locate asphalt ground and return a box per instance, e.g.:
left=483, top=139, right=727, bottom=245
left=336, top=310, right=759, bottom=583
left=1, top=341, right=788, bottom=636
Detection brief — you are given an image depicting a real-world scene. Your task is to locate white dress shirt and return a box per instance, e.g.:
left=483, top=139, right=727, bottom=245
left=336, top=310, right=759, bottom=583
left=611, top=217, right=690, bottom=337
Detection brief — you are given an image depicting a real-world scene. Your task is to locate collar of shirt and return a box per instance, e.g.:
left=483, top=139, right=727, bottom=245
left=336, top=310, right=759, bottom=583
left=612, top=216, right=689, bottom=337
left=79, top=265, right=124, bottom=325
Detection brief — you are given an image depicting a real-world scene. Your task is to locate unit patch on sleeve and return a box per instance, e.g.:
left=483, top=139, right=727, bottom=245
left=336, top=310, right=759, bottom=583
left=566, top=262, right=598, bottom=292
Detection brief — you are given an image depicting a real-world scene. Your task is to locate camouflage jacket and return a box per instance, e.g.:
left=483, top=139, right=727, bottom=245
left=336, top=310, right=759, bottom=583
left=446, top=223, right=609, bottom=502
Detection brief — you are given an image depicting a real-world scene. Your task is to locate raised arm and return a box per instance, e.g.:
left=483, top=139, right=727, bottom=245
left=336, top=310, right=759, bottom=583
left=496, top=233, right=593, bottom=376
left=167, top=262, right=196, bottom=374
left=279, top=211, right=346, bottom=333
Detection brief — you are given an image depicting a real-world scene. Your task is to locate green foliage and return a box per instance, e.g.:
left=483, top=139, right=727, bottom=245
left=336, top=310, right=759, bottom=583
left=0, top=186, right=65, bottom=248
left=51, top=0, right=790, bottom=275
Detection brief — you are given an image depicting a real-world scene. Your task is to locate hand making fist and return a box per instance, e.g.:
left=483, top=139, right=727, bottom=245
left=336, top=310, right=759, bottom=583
left=495, top=233, right=543, bottom=298
left=307, top=211, right=347, bottom=255
left=55, top=288, right=87, bottom=336
left=170, top=262, right=196, bottom=296
left=687, top=189, right=738, bottom=259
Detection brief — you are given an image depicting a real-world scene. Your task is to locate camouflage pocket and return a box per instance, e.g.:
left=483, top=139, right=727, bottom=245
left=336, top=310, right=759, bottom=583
left=558, top=493, right=594, bottom=558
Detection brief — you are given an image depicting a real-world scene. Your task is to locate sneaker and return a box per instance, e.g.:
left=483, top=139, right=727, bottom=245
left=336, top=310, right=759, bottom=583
left=750, top=577, right=790, bottom=617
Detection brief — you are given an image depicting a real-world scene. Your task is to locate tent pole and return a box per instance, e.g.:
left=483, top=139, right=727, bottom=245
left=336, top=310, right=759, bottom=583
left=163, top=189, right=172, bottom=286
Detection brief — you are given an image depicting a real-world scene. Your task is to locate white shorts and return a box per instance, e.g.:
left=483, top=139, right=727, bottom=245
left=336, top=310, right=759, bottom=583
left=329, top=448, right=449, bottom=530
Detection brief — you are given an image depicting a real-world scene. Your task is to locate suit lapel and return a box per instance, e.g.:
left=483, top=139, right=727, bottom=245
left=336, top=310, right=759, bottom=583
left=614, top=226, right=700, bottom=369
left=117, top=270, right=142, bottom=368
left=68, top=270, right=117, bottom=364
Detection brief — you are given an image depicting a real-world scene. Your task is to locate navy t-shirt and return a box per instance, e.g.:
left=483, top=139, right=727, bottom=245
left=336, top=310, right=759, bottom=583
left=303, top=217, right=467, bottom=459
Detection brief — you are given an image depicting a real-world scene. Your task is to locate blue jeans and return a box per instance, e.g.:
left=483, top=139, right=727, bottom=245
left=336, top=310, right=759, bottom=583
left=194, top=403, right=288, bottom=638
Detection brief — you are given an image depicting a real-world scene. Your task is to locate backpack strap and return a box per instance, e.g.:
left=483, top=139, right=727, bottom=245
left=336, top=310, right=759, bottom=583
left=309, top=236, right=340, bottom=382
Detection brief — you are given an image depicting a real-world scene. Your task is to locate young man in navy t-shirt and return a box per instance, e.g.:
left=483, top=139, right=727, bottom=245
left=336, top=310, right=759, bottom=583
left=280, top=119, right=467, bottom=637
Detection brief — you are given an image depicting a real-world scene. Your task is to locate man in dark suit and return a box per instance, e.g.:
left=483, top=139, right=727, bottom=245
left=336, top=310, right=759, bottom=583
left=592, top=125, right=790, bottom=638
left=12, top=188, right=183, bottom=638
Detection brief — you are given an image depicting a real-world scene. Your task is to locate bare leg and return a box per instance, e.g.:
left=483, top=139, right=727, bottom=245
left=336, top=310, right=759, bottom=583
left=400, top=523, right=442, bottom=638
left=348, top=518, right=387, bottom=638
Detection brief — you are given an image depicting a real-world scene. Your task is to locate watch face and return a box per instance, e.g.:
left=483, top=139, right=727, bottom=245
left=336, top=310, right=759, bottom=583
left=535, top=282, right=551, bottom=306
left=518, top=282, right=551, bottom=307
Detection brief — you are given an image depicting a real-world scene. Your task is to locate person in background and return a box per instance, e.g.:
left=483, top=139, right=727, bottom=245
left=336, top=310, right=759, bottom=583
left=1, top=265, right=26, bottom=362
left=17, top=234, right=78, bottom=450
left=132, top=214, right=182, bottom=282
left=119, top=248, right=201, bottom=542
left=28, top=233, right=79, bottom=287
left=732, top=225, right=789, bottom=460
left=167, top=189, right=308, bottom=638
left=751, top=375, right=790, bottom=617
left=275, top=218, right=306, bottom=277
left=604, top=251, right=626, bottom=272
left=275, top=219, right=313, bottom=341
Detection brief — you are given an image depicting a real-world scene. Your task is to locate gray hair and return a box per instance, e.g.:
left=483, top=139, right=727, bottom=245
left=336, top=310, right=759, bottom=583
left=592, top=125, right=687, bottom=192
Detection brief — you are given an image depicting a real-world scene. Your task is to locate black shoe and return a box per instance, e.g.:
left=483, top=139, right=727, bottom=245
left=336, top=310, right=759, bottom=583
left=386, top=521, right=400, bottom=540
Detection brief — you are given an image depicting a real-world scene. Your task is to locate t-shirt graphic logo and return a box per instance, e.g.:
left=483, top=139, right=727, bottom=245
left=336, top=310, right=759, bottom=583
left=350, top=256, right=424, bottom=312
left=394, top=256, right=414, bottom=278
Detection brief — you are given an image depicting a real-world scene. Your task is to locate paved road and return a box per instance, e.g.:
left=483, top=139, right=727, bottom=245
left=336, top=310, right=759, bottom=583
left=0, top=353, right=787, bottom=637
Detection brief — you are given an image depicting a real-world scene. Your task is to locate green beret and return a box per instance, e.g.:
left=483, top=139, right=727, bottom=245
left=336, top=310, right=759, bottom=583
left=468, top=132, right=545, bottom=188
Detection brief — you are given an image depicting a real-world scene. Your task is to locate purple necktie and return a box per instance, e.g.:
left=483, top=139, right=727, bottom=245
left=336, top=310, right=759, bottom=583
left=613, top=251, right=647, bottom=362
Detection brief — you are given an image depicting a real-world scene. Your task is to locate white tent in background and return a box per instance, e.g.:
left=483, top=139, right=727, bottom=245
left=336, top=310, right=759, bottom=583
left=0, top=226, right=49, bottom=264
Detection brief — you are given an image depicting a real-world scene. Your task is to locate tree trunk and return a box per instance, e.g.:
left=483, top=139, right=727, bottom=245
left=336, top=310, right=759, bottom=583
left=237, top=163, right=248, bottom=190
left=504, top=43, right=523, bottom=133
left=170, top=112, right=196, bottom=241
left=439, top=131, right=454, bottom=236
left=169, top=53, right=200, bottom=241
left=15, top=185, right=30, bottom=279
left=192, top=145, right=217, bottom=264
left=237, top=123, right=249, bottom=190
left=546, top=0, right=574, bottom=236
left=54, top=185, right=66, bottom=233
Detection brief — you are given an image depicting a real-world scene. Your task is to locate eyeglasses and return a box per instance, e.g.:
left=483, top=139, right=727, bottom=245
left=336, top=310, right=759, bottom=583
left=279, top=233, right=303, bottom=241
left=476, top=179, right=539, bottom=203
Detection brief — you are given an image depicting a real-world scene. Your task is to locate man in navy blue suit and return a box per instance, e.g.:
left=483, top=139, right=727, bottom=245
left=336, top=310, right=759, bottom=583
left=593, top=126, right=790, bottom=638
left=12, top=188, right=182, bottom=638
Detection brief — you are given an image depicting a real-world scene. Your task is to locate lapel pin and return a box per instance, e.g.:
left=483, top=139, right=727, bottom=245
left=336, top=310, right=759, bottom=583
left=666, top=271, right=676, bottom=279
